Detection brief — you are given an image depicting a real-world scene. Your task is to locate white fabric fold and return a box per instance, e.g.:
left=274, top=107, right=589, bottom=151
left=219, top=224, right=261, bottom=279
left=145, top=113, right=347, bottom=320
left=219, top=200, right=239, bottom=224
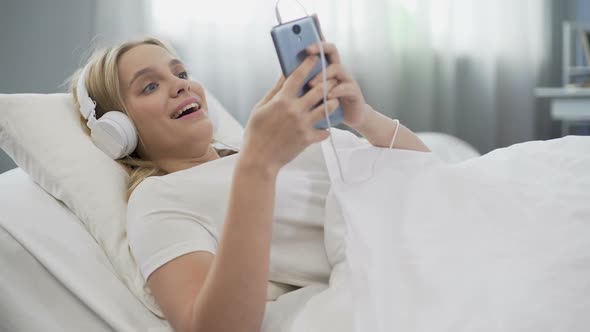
left=322, top=132, right=590, bottom=332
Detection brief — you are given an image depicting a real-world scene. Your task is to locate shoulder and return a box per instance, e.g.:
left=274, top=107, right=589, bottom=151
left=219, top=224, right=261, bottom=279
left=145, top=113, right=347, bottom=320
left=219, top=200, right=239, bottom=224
left=127, top=175, right=182, bottom=223
left=129, top=176, right=168, bottom=206
left=128, top=167, right=196, bottom=205
left=126, top=161, right=227, bottom=218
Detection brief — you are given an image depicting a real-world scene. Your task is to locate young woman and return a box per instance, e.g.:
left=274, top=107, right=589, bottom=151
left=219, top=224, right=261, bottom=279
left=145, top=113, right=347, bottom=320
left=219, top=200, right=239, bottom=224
left=71, top=37, right=430, bottom=332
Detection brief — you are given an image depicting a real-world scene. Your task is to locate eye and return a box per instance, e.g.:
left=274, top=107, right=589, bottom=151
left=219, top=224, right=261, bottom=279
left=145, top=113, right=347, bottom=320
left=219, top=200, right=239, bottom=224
left=178, top=71, right=189, bottom=79
left=142, top=82, right=158, bottom=94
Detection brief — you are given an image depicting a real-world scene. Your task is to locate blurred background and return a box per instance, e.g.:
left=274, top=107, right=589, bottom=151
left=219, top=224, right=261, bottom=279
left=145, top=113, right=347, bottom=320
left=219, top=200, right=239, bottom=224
left=1, top=0, right=589, bottom=173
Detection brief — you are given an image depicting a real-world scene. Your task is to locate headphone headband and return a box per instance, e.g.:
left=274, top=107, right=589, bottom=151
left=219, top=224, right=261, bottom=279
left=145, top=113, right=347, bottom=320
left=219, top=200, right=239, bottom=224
left=76, top=63, right=98, bottom=129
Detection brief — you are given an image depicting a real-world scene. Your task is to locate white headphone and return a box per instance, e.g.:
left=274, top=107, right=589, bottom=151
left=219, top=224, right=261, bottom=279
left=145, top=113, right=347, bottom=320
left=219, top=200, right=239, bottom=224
left=76, top=61, right=220, bottom=159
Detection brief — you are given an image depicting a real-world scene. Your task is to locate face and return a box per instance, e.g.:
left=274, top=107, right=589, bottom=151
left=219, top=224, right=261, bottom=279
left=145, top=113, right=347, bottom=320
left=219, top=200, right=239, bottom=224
left=118, top=44, right=213, bottom=162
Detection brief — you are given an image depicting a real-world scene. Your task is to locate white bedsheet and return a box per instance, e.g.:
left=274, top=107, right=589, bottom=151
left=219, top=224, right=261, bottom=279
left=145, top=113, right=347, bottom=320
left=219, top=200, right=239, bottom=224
left=301, top=133, right=590, bottom=332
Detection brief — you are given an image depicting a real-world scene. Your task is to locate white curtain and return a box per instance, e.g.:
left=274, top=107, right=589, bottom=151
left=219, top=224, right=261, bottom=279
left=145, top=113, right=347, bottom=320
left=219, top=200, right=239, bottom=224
left=147, top=0, right=553, bottom=153
left=91, top=0, right=150, bottom=49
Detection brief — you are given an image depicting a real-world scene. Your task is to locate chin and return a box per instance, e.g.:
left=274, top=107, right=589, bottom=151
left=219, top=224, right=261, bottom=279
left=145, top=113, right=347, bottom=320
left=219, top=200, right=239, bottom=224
left=201, top=118, right=215, bottom=138
left=192, top=118, right=214, bottom=141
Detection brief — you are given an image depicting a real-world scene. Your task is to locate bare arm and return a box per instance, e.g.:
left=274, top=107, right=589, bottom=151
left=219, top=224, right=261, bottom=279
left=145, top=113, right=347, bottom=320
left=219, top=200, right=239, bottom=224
left=148, top=105, right=427, bottom=332
left=145, top=56, right=335, bottom=332
left=147, top=162, right=276, bottom=332
left=192, top=161, right=278, bottom=332
left=352, top=104, right=430, bottom=152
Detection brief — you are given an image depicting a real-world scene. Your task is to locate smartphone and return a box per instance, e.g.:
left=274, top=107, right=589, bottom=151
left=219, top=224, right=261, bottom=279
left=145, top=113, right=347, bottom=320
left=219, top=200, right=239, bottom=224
left=271, top=14, right=344, bottom=129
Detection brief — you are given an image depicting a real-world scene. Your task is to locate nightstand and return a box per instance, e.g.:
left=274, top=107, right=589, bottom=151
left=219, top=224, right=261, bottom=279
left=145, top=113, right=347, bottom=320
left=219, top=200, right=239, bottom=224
left=535, top=87, right=590, bottom=135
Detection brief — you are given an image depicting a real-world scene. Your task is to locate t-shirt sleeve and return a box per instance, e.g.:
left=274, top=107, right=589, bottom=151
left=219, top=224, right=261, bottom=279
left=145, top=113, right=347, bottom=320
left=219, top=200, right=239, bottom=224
left=127, top=177, right=217, bottom=281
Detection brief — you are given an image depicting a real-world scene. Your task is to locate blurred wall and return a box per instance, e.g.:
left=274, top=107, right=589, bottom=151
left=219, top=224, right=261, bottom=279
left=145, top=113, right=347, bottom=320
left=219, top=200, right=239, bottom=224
left=0, top=0, right=94, bottom=173
left=0, top=0, right=148, bottom=174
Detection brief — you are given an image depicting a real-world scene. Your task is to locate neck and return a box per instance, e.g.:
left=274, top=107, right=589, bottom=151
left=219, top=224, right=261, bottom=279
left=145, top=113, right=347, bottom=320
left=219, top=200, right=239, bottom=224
left=156, top=144, right=221, bottom=174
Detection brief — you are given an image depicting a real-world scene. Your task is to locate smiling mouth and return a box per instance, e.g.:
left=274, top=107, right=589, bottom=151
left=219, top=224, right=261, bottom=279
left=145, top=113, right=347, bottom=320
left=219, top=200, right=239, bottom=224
left=174, top=102, right=201, bottom=119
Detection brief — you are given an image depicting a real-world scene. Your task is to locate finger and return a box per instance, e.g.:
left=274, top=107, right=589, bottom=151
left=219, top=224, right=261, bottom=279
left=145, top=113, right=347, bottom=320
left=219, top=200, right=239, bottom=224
left=306, top=41, right=341, bottom=64
left=325, top=82, right=356, bottom=99
left=261, top=74, right=286, bottom=104
left=307, top=98, right=339, bottom=124
left=300, top=79, right=339, bottom=110
left=283, top=56, right=319, bottom=97
left=308, top=64, right=352, bottom=86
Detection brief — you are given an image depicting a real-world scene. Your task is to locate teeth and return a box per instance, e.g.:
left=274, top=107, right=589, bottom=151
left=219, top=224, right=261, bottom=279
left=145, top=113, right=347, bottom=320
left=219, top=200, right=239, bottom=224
left=175, top=102, right=200, bottom=118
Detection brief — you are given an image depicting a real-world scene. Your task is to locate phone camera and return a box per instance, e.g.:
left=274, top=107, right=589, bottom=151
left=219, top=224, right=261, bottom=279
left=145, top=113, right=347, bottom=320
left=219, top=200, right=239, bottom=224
left=292, top=24, right=301, bottom=35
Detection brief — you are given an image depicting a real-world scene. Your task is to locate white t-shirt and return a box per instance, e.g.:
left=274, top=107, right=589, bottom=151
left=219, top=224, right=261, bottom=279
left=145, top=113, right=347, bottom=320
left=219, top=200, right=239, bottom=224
left=127, top=142, right=332, bottom=295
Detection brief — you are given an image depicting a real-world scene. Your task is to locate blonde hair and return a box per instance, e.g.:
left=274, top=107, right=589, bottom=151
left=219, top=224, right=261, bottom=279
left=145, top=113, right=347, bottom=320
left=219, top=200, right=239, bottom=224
left=70, top=37, right=175, bottom=200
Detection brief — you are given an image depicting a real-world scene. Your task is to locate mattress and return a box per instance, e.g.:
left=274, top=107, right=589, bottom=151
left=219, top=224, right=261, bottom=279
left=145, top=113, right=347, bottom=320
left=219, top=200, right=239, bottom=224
left=0, top=226, right=118, bottom=331
left=0, top=168, right=171, bottom=332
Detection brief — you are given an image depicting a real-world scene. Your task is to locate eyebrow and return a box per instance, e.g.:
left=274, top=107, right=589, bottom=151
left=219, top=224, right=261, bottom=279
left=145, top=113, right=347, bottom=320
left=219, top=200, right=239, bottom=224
left=128, top=59, right=184, bottom=88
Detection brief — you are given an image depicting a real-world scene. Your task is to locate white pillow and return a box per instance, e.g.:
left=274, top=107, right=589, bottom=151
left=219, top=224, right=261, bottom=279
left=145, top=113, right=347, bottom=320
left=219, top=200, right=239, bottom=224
left=0, top=92, right=244, bottom=317
left=415, top=132, right=480, bottom=163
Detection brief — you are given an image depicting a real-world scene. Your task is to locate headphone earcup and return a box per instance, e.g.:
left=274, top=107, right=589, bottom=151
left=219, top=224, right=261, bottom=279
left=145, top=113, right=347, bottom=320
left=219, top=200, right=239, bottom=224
left=90, top=111, right=138, bottom=159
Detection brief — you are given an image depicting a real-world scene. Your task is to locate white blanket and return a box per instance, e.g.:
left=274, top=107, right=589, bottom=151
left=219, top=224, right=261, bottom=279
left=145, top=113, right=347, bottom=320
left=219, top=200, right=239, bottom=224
left=267, top=131, right=590, bottom=332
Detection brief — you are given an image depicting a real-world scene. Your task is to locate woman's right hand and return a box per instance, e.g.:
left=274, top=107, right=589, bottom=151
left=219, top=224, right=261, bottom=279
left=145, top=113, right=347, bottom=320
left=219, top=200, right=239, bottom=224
left=240, top=55, right=340, bottom=175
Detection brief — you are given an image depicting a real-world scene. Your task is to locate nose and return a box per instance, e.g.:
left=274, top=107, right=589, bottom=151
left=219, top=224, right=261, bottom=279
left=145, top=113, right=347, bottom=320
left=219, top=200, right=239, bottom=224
left=172, top=76, right=190, bottom=97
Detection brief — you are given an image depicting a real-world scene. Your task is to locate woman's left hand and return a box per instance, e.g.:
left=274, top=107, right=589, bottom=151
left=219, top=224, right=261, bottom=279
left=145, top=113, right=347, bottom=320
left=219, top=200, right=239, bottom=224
left=306, top=41, right=367, bottom=129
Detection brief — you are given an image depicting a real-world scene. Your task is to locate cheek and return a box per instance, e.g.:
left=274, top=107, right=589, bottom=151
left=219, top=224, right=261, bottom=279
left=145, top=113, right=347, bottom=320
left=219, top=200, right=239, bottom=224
left=191, top=81, right=204, bottom=92
left=190, top=81, right=205, bottom=97
left=127, top=95, right=167, bottom=126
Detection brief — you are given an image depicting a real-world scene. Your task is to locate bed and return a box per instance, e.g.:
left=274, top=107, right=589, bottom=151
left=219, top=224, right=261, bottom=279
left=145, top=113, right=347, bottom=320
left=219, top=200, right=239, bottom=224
left=0, top=168, right=170, bottom=331
left=0, top=91, right=482, bottom=331
left=5, top=132, right=589, bottom=332
left=5, top=88, right=590, bottom=332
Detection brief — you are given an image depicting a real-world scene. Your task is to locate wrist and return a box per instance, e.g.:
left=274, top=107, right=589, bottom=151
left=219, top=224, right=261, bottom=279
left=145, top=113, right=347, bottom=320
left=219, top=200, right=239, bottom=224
left=350, top=104, right=375, bottom=133
left=236, top=151, right=279, bottom=180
